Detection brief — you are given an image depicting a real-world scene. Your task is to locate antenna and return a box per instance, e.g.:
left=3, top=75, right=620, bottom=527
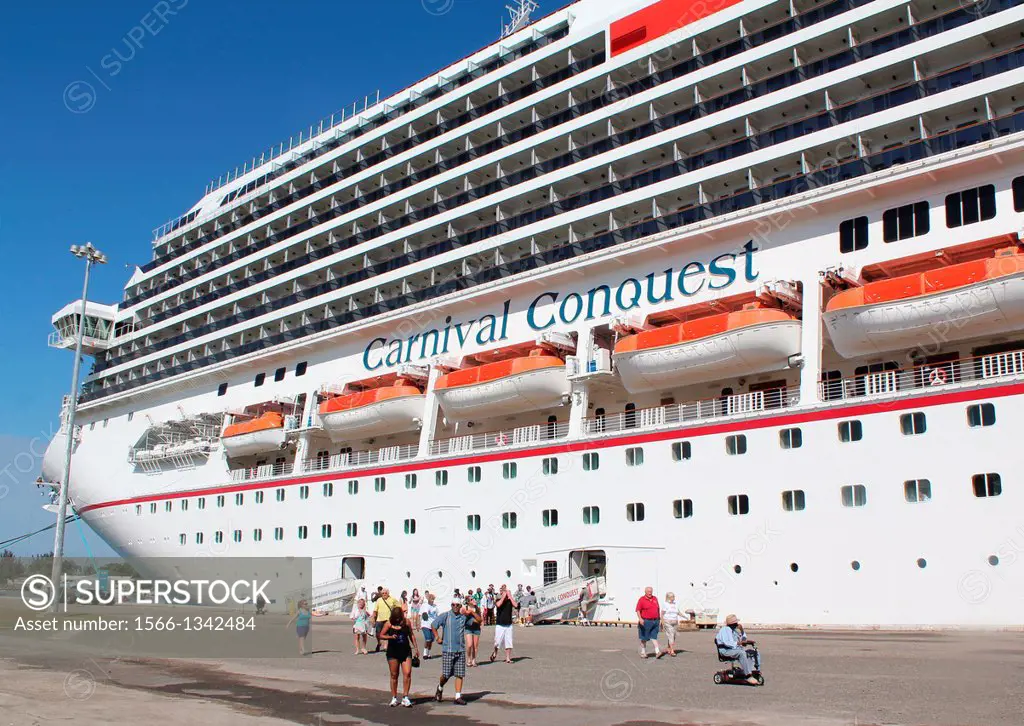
left=502, top=0, right=538, bottom=38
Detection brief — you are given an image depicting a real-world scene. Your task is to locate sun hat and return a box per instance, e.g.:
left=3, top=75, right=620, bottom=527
left=725, top=614, right=739, bottom=625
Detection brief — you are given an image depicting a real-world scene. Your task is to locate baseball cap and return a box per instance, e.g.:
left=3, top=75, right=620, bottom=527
left=451, top=596, right=463, bottom=605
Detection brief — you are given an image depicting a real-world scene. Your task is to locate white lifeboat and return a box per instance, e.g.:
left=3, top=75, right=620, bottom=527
left=613, top=305, right=802, bottom=393
left=434, top=348, right=569, bottom=421
left=825, top=244, right=1024, bottom=358
left=318, top=378, right=425, bottom=441
left=221, top=412, right=287, bottom=458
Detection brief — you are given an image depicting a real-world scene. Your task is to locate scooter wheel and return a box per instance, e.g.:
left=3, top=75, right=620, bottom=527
left=713, top=673, right=724, bottom=684
left=755, top=674, right=765, bottom=686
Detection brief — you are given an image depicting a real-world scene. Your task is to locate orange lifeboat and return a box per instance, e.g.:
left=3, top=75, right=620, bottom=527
left=825, top=246, right=1024, bottom=358
left=318, top=377, right=425, bottom=441
left=613, top=305, right=802, bottom=393
left=221, top=412, right=286, bottom=457
left=434, top=348, right=569, bottom=421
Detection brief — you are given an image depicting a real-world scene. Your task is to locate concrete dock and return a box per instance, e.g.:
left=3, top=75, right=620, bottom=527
left=2, top=620, right=1021, bottom=725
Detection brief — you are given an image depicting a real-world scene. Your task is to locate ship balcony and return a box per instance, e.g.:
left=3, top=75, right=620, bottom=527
left=301, top=444, right=419, bottom=473
left=229, top=460, right=296, bottom=483
left=819, top=350, right=1024, bottom=403
left=581, top=386, right=800, bottom=436
left=428, top=420, right=570, bottom=458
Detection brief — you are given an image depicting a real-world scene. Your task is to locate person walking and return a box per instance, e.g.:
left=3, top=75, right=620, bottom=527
left=635, top=586, right=661, bottom=659
left=463, top=597, right=482, bottom=666
left=522, top=586, right=537, bottom=626
left=661, top=591, right=680, bottom=657
left=286, top=599, right=312, bottom=656
left=350, top=597, right=371, bottom=654
left=513, top=584, right=525, bottom=624
left=490, top=585, right=517, bottom=663
left=410, top=588, right=423, bottom=630
left=400, top=590, right=409, bottom=612
left=483, top=585, right=495, bottom=626
left=380, top=607, right=418, bottom=707
left=420, top=592, right=439, bottom=660
left=431, top=597, right=468, bottom=705
left=372, top=587, right=400, bottom=653
left=577, top=586, right=589, bottom=625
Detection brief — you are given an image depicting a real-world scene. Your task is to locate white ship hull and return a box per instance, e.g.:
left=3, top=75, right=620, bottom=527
left=614, top=321, right=802, bottom=393
left=825, top=273, right=1024, bottom=359
left=320, top=395, right=425, bottom=441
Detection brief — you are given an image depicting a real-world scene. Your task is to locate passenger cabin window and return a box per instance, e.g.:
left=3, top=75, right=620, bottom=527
left=972, top=473, right=1001, bottom=498
left=583, top=506, right=600, bottom=525
left=405, top=474, right=417, bottom=489
left=254, top=372, right=265, bottom=387
left=321, top=524, right=332, bottom=538
left=503, top=462, right=517, bottom=479
left=502, top=512, right=518, bottom=529
left=374, top=477, right=386, bottom=492
left=295, top=361, right=308, bottom=376
left=583, top=452, right=600, bottom=471
left=838, top=420, right=863, bottom=442
left=373, top=521, right=385, bottom=536
left=626, top=447, right=644, bottom=466
left=904, top=479, right=931, bottom=503
left=297, top=526, right=308, bottom=540
left=945, top=184, right=996, bottom=227
left=404, top=519, right=417, bottom=535
left=839, top=216, right=869, bottom=253
left=883, top=202, right=929, bottom=242
left=728, top=494, right=750, bottom=516
left=543, top=457, right=558, bottom=475
left=725, top=434, right=747, bottom=455
left=436, top=470, right=448, bottom=487
left=468, top=466, right=482, bottom=483
left=967, top=403, right=996, bottom=427
left=274, top=527, right=283, bottom=541
left=348, top=480, right=358, bottom=495
left=542, top=509, right=558, bottom=527
left=900, top=412, right=927, bottom=436
left=346, top=523, right=358, bottom=537
left=779, top=428, right=802, bottom=449
left=673, top=499, right=693, bottom=519
left=671, top=441, right=692, bottom=461
left=255, top=491, right=264, bottom=504
left=467, top=515, right=481, bottom=531
left=1014, top=176, right=1024, bottom=212
left=217, top=383, right=228, bottom=396
left=323, top=482, right=334, bottom=497
left=274, top=367, right=286, bottom=382
left=626, top=502, right=645, bottom=522
left=841, top=485, right=868, bottom=508
left=782, top=490, right=806, bottom=511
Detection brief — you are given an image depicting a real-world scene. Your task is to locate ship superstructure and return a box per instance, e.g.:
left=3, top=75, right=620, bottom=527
left=41, top=0, right=1024, bottom=625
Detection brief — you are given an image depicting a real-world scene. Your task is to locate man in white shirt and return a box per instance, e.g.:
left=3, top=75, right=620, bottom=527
left=715, top=613, right=758, bottom=685
left=420, top=592, right=439, bottom=659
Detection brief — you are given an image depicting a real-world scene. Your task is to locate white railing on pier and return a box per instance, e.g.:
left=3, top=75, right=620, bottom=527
left=819, top=351, right=1024, bottom=402
left=582, top=387, right=799, bottom=436
left=302, top=444, right=419, bottom=474
left=428, top=421, right=570, bottom=457
left=229, top=461, right=295, bottom=482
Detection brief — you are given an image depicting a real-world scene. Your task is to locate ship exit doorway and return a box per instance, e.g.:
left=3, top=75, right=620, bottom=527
left=569, top=549, right=606, bottom=579
left=341, top=557, right=365, bottom=580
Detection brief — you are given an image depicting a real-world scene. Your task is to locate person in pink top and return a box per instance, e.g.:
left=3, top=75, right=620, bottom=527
left=635, top=586, right=662, bottom=659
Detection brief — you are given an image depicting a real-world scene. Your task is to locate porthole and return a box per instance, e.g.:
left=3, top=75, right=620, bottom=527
left=772, top=580, right=778, bottom=586
left=851, top=561, right=861, bottom=571
left=505, top=569, right=512, bottom=578
left=733, top=565, right=742, bottom=574
left=437, top=570, right=443, bottom=578
left=405, top=571, right=411, bottom=578
left=790, top=563, right=799, bottom=573
left=988, top=555, right=999, bottom=567
left=916, top=558, right=927, bottom=569
left=471, top=570, right=477, bottom=577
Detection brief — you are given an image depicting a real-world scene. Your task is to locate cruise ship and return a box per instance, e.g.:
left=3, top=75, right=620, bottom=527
left=40, top=0, right=1024, bottom=626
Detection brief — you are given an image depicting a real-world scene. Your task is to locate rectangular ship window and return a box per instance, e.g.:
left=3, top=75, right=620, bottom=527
left=672, top=499, right=693, bottom=519
left=904, top=479, right=931, bottom=503
left=626, top=502, right=645, bottom=522
left=838, top=420, right=863, bottom=442
left=945, top=184, right=996, bottom=227
left=841, top=485, right=868, bottom=508
left=883, top=202, right=929, bottom=242
left=779, top=428, right=802, bottom=449
left=839, top=216, right=869, bottom=253
left=782, top=490, right=806, bottom=511
left=671, top=441, right=691, bottom=461
left=972, top=473, right=1001, bottom=498
left=967, top=403, right=996, bottom=427
left=583, top=506, right=600, bottom=525
left=728, top=494, right=750, bottom=516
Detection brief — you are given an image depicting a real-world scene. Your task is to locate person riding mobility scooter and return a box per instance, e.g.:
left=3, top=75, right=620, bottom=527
left=714, top=614, right=764, bottom=686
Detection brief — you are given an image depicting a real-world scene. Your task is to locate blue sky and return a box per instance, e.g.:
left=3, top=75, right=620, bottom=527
left=0, top=0, right=570, bottom=554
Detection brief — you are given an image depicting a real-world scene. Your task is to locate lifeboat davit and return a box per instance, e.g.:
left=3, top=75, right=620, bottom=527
left=824, top=246, right=1024, bottom=358
left=434, top=349, right=569, bottom=421
left=221, top=412, right=286, bottom=457
left=613, top=306, right=802, bottom=393
left=318, top=379, right=425, bottom=441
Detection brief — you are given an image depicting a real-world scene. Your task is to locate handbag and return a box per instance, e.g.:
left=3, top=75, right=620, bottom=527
left=411, top=655, right=420, bottom=668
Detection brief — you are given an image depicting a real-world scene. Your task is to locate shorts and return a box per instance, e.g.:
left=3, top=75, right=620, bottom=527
left=421, top=627, right=435, bottom=643
left=638, top=618, right=660, bottom=641
left=375, top=622, right=385, bottom=637
left=297, top=625, right=310, bottom=638
left=441, top=650, right=466, bottom=679
left=494, top=624, right=514, bottom=649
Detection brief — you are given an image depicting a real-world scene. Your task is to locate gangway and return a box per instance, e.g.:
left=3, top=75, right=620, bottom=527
left=531, top=574, right=605, bottom=623
left=312, top=578, right=360, bottom=612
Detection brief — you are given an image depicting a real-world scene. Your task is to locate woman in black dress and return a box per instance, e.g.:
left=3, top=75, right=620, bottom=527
left=380, top=607, right=418, bottom=707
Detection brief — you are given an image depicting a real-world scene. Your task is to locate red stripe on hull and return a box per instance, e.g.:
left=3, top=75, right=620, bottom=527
left=610, top=0, right=744, bottom=57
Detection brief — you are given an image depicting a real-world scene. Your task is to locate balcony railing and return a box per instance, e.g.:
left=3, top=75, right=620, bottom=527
left=820, top=351, right=1024, bottom=402
left=229, top=461, right=295, bottom=482
left=302, top=444, right=419, bottom=473
left=428, top=421, right=570, bottom=457
left=582, top=387, right=799, bottom=435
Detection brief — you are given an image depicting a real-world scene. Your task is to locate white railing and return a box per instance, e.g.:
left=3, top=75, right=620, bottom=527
left=582, top=388, right=799, bottom=436
left=302, top=444, right=419, bottom=474
left=428, top=421, right=570, bottom=457
left=819, top=351, right=1024, bottom=402
left=229, top=461, right=295, bottom=482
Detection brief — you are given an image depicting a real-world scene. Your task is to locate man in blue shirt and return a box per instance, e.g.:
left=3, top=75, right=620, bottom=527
left=431, top=597, right=468, bottom=705
left=715, top=613, right=759, bottom=685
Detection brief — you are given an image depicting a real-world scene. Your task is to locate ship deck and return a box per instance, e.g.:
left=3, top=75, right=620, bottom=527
left=3, top=619, right=1021, bottom=725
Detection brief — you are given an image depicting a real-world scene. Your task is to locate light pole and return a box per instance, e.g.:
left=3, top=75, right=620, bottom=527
left=50, top=242, right=107, bottom=603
